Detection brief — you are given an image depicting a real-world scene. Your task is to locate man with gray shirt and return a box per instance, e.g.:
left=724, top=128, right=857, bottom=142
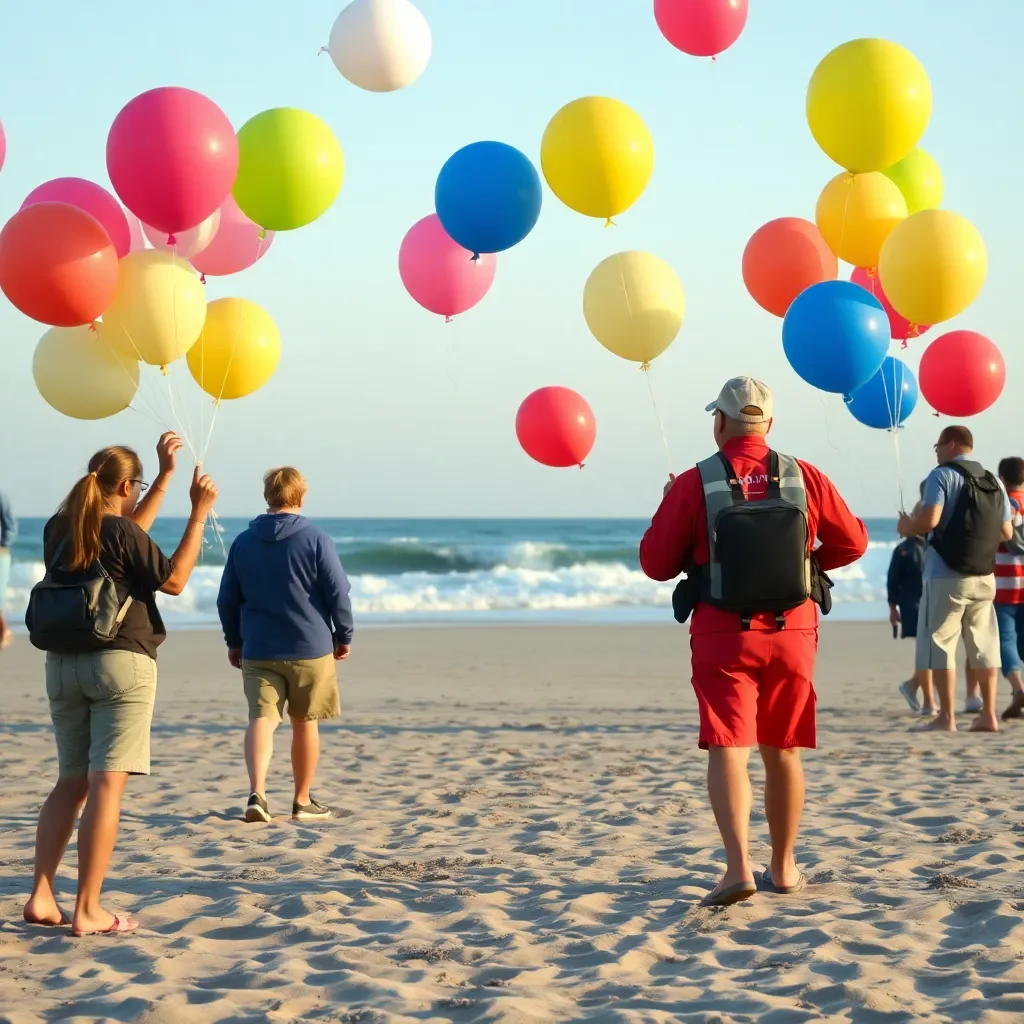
left=0, top=489, right=16, bottom=649
left=898, top=425, right=1013, bottom=732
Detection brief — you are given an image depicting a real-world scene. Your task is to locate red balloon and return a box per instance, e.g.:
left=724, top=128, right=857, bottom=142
left=850, top=267, right=932, bottom=344
left=0, top=203, right=118, bottom=327
left=106, top=87, right=239, bottom=238
left=516, top=387, right=596, bottom=468
left=654, top=0, right=749, bottom=58
left=919, top=331, right=1005, bottom=417
left=22, top=177, right=132, bottom=259
left=743, top=218, right=837, bottom=318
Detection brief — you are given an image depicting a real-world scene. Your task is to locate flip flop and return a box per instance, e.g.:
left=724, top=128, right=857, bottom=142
left=756, top=869, right=807, bottom=895
left=699, top=880, right=757, bottom=907
left=72, top=914, right=139, bottom=938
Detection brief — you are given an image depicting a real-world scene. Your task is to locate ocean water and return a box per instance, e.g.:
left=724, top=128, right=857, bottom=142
left=3, top=517, right=898, bottom=628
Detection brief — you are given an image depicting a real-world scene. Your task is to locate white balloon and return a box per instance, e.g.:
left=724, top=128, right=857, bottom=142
left=327, top=0, right=432, bottom=93
left=143, top=210, right=221, bottom=260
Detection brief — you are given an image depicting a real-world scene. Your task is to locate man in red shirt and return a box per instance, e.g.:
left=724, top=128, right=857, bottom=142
left=640, top=378, right=867, bottom=906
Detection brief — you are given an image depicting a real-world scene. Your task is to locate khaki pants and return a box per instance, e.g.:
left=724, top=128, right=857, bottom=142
left=242, top=656, right=340, bottom=722
left=915, top=575, right=1000, bottom=671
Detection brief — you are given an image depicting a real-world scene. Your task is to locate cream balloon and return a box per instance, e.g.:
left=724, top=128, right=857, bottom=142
left=583, top=251, right=685, bottom=365
left=327, top=0, right=432, bottom=92
left=33, top=325, right=139, bottom=420
left=102, top=250, right=207, bottom=368
left=142, top=210, right=221, bottom=260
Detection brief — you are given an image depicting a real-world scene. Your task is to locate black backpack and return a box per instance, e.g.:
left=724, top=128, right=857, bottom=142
left=26, top=541, right=133, bottom=653
left=930, top=461, right=1006, bottom=576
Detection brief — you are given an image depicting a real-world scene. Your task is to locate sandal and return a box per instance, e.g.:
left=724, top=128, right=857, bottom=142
left=72, top=914, right=139, bottom=938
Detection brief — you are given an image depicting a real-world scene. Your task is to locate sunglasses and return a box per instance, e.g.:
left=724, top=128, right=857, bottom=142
left=130, top=479, right=150, bottom=494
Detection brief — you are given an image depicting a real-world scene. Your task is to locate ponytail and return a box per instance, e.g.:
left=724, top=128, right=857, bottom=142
left=61, top=473, right=105, bottom=571
left=56, top=447, right=143, bottom=571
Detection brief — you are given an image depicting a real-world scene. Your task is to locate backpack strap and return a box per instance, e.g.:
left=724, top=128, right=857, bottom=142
left=775, top=452, right=808, bottom=514
left=697, top=454, right=742, bottom=605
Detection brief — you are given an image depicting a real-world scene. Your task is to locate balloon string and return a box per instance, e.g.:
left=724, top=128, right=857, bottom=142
left=642, top=363, right=673, bottom=475
left=877, top=358, right=907, bottom=512
left=835, top=173, right=854, bottom=271
left=200, top=233, right=268, bottom=466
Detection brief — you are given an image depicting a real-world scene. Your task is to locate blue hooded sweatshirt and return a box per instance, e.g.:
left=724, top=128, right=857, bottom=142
left=217, top=514, right=354, bottom=661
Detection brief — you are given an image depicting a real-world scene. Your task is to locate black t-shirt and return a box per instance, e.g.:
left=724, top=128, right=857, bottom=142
left=43, top=515, right=174, bottom=659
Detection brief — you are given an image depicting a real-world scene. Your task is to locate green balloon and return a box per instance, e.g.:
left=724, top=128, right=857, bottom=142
left=233, top=108, right=344, bottom=231
left=882, top=147, right=943, bottom=216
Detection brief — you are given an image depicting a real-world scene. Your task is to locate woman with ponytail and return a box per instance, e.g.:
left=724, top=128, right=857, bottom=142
left=23, top=432, right=218, bottom=937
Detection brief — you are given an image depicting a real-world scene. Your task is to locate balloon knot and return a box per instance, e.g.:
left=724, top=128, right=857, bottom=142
left=259, top=228, right=267, bottom=240
left=900, top=338, right=909, bottom=350
left=907, top=324, right=920, bottom=339
left=866, top=267, right=878, bottom=279
left=639, top=361, right=652, bottom=372
left=470, top=252, right=480, bottom=263
left=318, top=46, right=328, bottom=56
left=604, top=218, right=616, bottom=229
left=88, top=322, right=97, bottom=334
left=844, top=173, right=855, bottom=186
left=166, top=234, right=177, bottom=247
left=444, top=315, right=453, bottom=323
left=933, top=411, right=940, bottom=418
left=160, top=365, right=169, bottom=377
left=711, top=55, right=718, bottom=63
left=578, top=462, right=585, bottom=471
left=842, top=394, right=853, bottom=405
left=199, top=273, right=207, bottom=285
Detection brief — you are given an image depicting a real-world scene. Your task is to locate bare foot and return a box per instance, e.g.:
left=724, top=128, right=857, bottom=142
left=915, top=715, right=956, bottom=732
left=23, top=896, right=70, bottom=927
left=970, top=715, right=999, bottom=733
left=768, top=859, right=802, bottom=891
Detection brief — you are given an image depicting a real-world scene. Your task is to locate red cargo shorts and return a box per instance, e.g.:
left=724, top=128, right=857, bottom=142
left=690, top=629, right=818, bottom=750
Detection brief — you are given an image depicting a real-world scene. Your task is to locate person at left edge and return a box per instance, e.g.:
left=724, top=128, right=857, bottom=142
left=0, top=486, right=16, bottom=649
left=639, top=377, right=867, bottom=907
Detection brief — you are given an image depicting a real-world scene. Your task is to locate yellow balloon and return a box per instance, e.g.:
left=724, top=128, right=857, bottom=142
left=879, top=210, right=988, bottom=325
left=882, top=147, right=944, bottom=215
left=187, top=298, right=281, bottom=401
left=807, top=38, right=932, bottom=173
left=33, top=326, right=139, bottom=420
left=583, top=251, right=685, bottom=365
left=541, top=97, right=654, bottom=222
left=815, top=172, right=907, bottom=269
left=103, top=250, right=206, bottom=368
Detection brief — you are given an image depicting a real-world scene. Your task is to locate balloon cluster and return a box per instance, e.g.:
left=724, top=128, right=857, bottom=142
left=0, top=83, right=344, bottom=422
left=742, top=37, right=1002, bottom=427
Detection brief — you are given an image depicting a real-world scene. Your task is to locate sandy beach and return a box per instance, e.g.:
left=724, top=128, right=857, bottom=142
left=3, top=622, right=1024, bottom=1023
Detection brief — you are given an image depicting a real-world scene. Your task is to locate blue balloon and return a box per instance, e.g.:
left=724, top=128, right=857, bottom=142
left=847, top=356, right=919, bottom=429
left=435, top=141, right=542, bottom=256
left=782, top=280, right=890, bottom=395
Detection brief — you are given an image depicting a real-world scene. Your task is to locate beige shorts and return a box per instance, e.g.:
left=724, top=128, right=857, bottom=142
left=45, top=650, right=158, bottom=777
left=243, top=656, right=340, bottom=722
left=916, top=575, right=1000, bottom=671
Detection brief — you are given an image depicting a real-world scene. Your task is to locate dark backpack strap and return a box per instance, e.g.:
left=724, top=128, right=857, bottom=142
left=767, top=451, right=782, bottom=499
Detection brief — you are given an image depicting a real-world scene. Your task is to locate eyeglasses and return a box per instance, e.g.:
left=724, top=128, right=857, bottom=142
left=130, top=479, right=150, bottom=494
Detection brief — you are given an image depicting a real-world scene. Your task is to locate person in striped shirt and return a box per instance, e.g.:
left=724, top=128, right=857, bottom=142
left=995, top=457, right=1024, bottom=720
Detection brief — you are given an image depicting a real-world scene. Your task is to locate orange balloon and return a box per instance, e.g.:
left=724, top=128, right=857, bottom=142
left=0, top=202, right=118, bottom=327
left=742, top=217, right=838, bottom=318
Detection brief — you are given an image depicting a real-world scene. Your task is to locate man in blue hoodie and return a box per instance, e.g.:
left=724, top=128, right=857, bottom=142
left=217, top=467, right=354, bottom=823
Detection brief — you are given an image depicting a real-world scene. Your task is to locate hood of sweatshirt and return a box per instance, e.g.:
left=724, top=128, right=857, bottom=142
left=247, top=513, right=312, bottom=544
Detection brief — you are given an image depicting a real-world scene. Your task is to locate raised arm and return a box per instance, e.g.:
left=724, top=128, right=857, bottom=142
left=160, top=469, right=218, bottom=596
left=131, top=433, right=183, bottom=533
left=639, top=470, right=701, bottom=581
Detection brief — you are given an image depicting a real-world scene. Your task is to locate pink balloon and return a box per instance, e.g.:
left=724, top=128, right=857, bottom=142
left=22, top=177, right=131, bottom=258
left=654, top=0, right=749, bottom=58
left=106, top=87, right=239, bottom=238
left=0, top=122, right=6, bottom=174
left=191, top=195, right=274, bottom=279
left=125, top=209, right=146, bottom=252
left=399, top=214, right=497, bottom=320
left=851, top=267, right=932, bottom=344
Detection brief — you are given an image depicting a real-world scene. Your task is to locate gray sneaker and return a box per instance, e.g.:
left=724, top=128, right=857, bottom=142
left=245, top=793, right=271, bottom=823
left=292, top=798, right=331, bottom=821
left=899, top=680, right=921, bottom=713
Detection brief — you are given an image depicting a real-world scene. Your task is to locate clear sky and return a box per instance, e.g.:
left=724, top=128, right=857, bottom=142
left=0, top=1, right=1021, bottom=518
